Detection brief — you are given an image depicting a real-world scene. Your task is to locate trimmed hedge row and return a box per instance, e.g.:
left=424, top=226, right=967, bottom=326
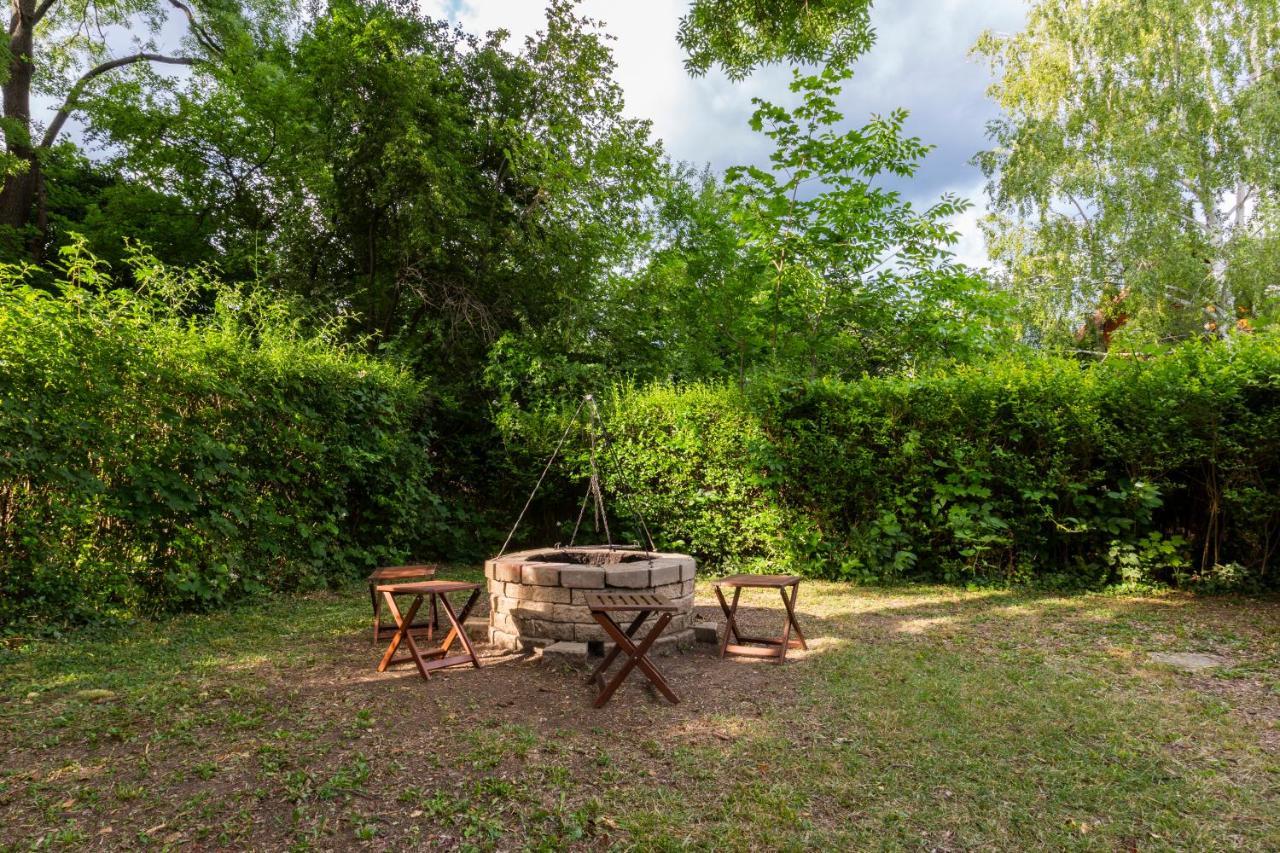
left=596, top=336, right=1280, bottom=589
left=8, top=247, right=1278, bottom=635
left=0, top=248, right=443, bottom=631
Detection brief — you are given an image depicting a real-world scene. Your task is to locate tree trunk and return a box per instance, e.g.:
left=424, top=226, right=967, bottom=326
left=0, top=0, right=38, bottom=232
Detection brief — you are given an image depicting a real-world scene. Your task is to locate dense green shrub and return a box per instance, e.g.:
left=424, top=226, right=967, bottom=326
left=593, top=384, right=786, bottom=565
left=0, top=243, right=444, bottom=631
left=593, top=337, right=1280, bottom=589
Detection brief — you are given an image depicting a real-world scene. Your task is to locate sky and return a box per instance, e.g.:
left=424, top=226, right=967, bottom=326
left=422, top=0, right=1029, bottom=268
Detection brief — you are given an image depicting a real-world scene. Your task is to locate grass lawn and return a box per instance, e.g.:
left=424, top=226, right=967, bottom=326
left=1, top=570, right=1277, bottom=850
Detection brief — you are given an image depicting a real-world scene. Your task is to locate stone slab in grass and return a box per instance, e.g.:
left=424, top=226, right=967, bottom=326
left=540, top=641, right=589, bottom=661
left=694, top=621, right=720, bottom=644
left=1147, top=652, right=1232, bottom=672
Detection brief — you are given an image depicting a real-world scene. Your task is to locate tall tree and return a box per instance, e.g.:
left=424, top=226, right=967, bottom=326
left=975, top=0, right=1280, bottom=347
left=490, top=62, right=1007, bottom=398
left=488, top=165, right=768, bottom=398
left=267, top=0, right=661, bottom=372
left=724, top=65, right=995, bottom=375
left=623, top=167, right=766, bottom=387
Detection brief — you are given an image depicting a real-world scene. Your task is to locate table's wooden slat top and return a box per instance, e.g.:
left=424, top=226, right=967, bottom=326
left=713, top=573, right=801, bottom=588
left=375, top=580, right=479, bottom=594
left=584, top=592, right=678, bottom=613
left=367, top=565, right=439, bottom=582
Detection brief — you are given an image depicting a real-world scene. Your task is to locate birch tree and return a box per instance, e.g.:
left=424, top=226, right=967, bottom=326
left=974, top=0, right=1280, bottom=347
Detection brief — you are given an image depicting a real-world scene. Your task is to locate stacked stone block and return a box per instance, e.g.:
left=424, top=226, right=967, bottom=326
left=485, top=547, right=697, bottom=652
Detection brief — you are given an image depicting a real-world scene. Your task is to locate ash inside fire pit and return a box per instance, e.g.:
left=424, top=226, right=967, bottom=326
left=525, top=550, right=652, bottom=566
left=485, top=545, right=697, bottom=652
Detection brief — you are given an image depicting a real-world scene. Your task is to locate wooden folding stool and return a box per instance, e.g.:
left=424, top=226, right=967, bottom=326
left=375, top=580, right=482, bottom=681
left=584, top=592, right=680, bottom=708
left=713, top=574, right=808, bottom=664
left=367, top=565, right=440, bottom=645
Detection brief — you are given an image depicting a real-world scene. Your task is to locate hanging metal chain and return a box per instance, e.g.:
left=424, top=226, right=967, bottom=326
left=497, top=396, right=588, bottom=557
left=570, top=426, right=611, bottom=546
left=568, top=483, right=592, bottom=547
left=587, top=396, right=656, bottom=554
left=587, top=424, right=612, bottom=547
left=499, top=393, right=656, bottom=558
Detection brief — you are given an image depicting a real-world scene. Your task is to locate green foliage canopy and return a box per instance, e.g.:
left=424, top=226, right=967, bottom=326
left=725, top=65, right=1003, bottom=376
left=271, top=0, right=661, bottom=367
left=0, top=0, right=294, bottom=258
left=486, top=63, right=1009, bottom=408
left=678, top=0, right=874, bottom=80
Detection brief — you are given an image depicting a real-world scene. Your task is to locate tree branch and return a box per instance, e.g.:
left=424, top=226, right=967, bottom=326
left=1064, top=191, right=1092, bottom=225
left=1224, top=183, right=1254, bottom=224
left=32, top=0, right=58, bottom=26
left=1177, top=209, right=1210, bottom=232
left=164, top=0, right=223, bottom=55
left=41, top=53, right=195, bottom=148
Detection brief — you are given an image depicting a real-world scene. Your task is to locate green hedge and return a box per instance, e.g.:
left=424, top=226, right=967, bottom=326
left=596, top=336, right=1280, bottom=589
left=9, top=245, right=1278, bottom=634
left=0, top=245, right=444, bottom=631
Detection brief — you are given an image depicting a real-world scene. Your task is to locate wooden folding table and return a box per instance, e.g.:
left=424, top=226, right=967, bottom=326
left=374, top=580, right=482, bottom=681
left=713, top=574, right=807, bottom=664
left=584, top=592, right=680, bottom=708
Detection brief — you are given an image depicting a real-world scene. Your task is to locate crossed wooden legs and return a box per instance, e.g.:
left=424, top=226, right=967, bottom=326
left=377, top=588, right=481, bottom=681
left=714, top=582, right=808, bottom=664
left=586, top=609, right=680, bottom=708
left=370, top=583, right=438, bottom=645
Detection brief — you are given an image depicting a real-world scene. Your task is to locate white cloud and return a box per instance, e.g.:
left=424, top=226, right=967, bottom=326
left=948, top=183, right=993, bottom=270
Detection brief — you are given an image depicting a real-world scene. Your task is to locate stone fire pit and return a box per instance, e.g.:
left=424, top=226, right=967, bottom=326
left=485, top=545, right=697, bottom=653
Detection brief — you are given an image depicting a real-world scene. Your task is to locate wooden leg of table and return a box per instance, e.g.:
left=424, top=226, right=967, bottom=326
left=586, top=611, right=647, bottom=684
left=590, top=611, right=633, bottom=706
left=592, top=611, right=678, bottom=707
left=784, top=584, right=807, bottom=650
left=431, top=596, right=461, bottom=656
left=631, top=614, right=679, bottom=705
left=776, top=588, right=793, bottom=664
left=377, top=593, right=425, bottom=675
left=715, top=586, right=742, bottom=659
left=437, top=590, right=482, bottom=669
left=376, top=591, right=405, bottom=670
left=397, top=597, right=434, bottom=680
left=370, top=583, right=380, bottom=645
